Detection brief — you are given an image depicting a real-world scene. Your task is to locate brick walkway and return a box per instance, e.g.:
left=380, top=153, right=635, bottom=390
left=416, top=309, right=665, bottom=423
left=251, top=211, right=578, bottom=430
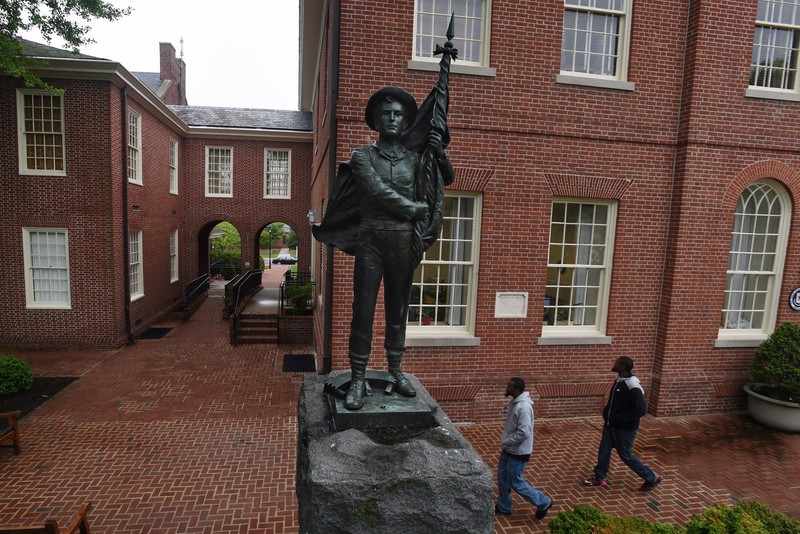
left=1, top=277, right=798, bottom=532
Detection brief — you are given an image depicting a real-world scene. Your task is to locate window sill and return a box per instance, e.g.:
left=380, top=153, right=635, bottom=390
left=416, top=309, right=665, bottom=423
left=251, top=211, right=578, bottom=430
left=713, top=335, right=767, bottom=348
left=556, top=74, right=635, bottom=92
left=25, top=303, right=72, bottom=310
left=538, top=334, right=612, bottom=346
left=19, top=170, right=67, bottom=177
left=406, top=334, right=481, bottom=347
left=407, top=60, right=496, bottom=78
left=745, top=87, right=800, bottom=102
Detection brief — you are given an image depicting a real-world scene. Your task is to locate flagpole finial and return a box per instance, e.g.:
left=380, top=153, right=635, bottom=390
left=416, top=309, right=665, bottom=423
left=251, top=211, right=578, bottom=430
left=434, top=12, right=458, bottom=61
left=447, top=12, right=455, bottom=42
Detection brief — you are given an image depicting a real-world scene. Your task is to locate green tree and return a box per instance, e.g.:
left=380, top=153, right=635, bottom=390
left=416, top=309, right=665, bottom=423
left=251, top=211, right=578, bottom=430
left=260, top=222, right=284, bottom=249
left=0, top=0, right=131, bottom=92
left=286, top=230, right=298, bottom=250
left=212, top=222, right=241, bottom=254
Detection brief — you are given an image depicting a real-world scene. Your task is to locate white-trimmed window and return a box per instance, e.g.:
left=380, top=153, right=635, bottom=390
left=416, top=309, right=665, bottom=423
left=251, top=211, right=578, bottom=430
left=408, top=192, right=481, bottom=335
left=127, top=110, right=142, bottom=185
left=560, top=0, right=633, bottom=83
left=129, top=230, right=144, bottom=300
left=750, top=0, right=800, bottom=93
left=543, top=199, right=617, bottom=337
left=205, top=146, right=233, bottom=197
left=719, top=181, right=790, bottom=340
left=169, top=139, right=178, bottom=194
left=413, top=0, right=491, bottom=67
left=17, top=90, right=66, bottom=175
left=264, top=149, right=291, bottom=199
left=22, top=228, right=71, bottom=309
left=170, top=229, right=179, bottom=283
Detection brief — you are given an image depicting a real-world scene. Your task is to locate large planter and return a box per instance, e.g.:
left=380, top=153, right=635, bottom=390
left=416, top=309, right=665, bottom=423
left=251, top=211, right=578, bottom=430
left=744, top=383, right=800, bottom=432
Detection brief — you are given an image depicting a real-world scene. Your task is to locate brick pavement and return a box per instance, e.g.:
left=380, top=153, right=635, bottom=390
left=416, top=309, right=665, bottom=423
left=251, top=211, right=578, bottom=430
left=1, top=274, right=798, bottom=532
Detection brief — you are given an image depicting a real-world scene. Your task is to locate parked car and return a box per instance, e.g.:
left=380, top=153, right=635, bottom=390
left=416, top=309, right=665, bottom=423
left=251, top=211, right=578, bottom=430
left=272, top=254, right=298, bottom=265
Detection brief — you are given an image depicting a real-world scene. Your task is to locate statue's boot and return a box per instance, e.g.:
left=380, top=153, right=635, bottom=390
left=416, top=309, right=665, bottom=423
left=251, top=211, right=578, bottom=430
left=345, top=354, right=369, bottom=410
left=387, top=351, right=416, bottom=397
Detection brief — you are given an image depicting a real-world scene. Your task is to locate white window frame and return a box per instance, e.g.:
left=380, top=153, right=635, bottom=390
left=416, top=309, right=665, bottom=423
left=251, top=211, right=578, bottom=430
left=717, top=180, right=790, bottom=345
left=170, top=229, right=179, bottom=283
left=127, top=109, right=142, bottom=185
left=129, top=230, right=144, bottom=301
left=16, top=89, right=66, bottom=176
left=409, top=0, right=497, bottom=77
left=541, top=199, right=617, bottom=342
left=264, top=149, right=292, bottom=199
left=22, top=228, right=71, bottom=309
left=747, top=0, right=800, bottom=101
left=205, top=146, right=233, bottom=197
left=169, top=138, right=178, bottom=195
left=407, top=192, right=481, bottom=342
left=557, top=0, right=635, bottom=91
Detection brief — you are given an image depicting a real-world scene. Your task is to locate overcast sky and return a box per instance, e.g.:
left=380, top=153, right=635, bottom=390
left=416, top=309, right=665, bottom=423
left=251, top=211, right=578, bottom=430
left=21, top=0, right=300, bottom=110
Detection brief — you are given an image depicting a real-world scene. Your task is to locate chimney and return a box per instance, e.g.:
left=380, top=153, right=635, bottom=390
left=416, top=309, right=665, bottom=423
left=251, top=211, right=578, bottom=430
left=158, top=42, right=187, bottom=105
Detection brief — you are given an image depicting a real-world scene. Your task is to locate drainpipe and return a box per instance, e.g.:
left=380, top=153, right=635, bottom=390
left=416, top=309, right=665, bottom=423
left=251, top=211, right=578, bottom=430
left=121, top=86, right=133, bottom=344
left=321, top=0, right=341, bottom=374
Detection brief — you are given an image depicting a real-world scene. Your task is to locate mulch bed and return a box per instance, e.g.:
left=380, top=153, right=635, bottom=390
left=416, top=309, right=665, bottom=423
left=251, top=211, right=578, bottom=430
left=0, top=377, right=78, bottom=429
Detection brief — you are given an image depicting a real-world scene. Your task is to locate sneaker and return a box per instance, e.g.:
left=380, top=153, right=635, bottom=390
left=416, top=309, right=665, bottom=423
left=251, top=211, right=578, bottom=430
left=535, top=498, right=553, bottom=520
left=494, top=504, right=511, bottom=516
left=583, top=477, right=607, bottom=487
left=640, top=474, right=663, bottom=492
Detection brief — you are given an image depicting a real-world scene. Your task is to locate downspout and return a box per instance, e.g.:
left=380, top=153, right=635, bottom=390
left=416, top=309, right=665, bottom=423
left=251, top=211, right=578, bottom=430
left=321, top=0, right=341, bottom=374
left=121, top=86, right=133, bottom=344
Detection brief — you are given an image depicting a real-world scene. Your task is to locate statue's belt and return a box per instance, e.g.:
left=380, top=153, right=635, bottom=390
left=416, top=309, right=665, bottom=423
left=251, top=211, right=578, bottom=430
left=360, top=219, right=413, bottom=231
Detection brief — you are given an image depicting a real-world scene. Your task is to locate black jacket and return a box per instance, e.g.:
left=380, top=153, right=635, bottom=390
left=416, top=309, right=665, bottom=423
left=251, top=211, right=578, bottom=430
left=602, top=376, right=647, bottom=431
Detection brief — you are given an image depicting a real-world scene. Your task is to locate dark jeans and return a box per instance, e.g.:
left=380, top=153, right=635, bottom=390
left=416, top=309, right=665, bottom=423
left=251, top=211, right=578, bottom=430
left=349, top=227, right=414, bottom=356
left=593, top=424, right=657, bottom=483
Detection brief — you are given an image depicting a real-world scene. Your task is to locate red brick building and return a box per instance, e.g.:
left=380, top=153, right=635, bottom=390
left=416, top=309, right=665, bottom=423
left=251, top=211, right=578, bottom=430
left=0, top=40, right=313, bottom=348
left=300, top=0, right=800, bottom=421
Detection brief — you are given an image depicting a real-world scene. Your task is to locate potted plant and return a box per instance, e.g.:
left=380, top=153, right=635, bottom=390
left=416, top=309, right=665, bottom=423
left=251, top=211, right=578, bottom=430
left=421, top=307, right=435, bottom=326
left=744, top=321, right=800, bottom=432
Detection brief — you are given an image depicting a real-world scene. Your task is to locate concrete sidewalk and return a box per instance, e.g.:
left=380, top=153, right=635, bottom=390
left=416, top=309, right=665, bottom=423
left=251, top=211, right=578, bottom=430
left=1, top=289, right=798, bottom=532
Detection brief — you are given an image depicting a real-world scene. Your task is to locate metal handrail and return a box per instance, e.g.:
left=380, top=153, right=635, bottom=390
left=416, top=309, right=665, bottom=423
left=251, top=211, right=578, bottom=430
left=185, top=274, right=210, bottom=306
left=229, top=270, right=263, bottom=346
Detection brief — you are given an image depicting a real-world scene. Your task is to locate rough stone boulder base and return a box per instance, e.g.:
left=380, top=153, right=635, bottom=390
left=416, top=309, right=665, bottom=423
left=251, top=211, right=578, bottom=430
left=297, top=373, right=494, bottom=534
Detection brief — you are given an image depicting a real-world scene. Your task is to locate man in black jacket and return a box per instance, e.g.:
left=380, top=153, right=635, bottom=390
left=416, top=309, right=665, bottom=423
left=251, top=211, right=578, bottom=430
left=583, top=356, right=663, bottom=491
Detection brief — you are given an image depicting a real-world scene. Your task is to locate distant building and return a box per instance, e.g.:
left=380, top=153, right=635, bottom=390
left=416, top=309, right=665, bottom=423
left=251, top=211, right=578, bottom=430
left=300, top=0, right=800, bottom=421
left=0, top=39, right=313, bottom=347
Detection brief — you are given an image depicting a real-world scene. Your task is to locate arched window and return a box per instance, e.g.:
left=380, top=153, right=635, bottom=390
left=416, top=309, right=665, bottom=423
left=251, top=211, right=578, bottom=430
left=720, top=181, right=790, bottom=340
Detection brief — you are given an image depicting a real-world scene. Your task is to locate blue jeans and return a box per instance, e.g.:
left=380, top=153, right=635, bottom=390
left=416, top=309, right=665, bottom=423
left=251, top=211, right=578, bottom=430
left=496, top=450, right=551, bottom=513
left=593, top=425, right=657, bottom=482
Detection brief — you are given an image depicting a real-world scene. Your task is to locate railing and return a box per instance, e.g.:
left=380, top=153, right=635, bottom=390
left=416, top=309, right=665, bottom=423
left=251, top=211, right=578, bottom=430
left=184, top=274, right=210, bottom=307
left=280, top=272, right=314, bottom=316
left=228, top=269, right=263, bottom=346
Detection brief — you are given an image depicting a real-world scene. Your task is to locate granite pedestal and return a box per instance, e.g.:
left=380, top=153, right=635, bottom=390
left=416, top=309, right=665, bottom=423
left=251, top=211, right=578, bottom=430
left=296, top=372, right=494, bottom=534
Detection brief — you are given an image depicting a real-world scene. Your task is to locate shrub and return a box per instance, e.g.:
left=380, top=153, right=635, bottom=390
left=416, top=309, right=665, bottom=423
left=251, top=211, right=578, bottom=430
left=751, top=321, right=800, bottom=402
left=686, top=501, right=800, bottom=533
left=548, top=505, right=680, bottom=534
left=0, top=355, right=34, bottom=395
left=284, top=282, right=313, bottom=315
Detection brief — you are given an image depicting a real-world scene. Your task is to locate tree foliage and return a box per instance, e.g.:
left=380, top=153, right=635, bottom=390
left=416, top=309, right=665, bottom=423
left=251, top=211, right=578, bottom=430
left=260, top=222, right=285, bottom=249
left=0, top=0, right=131, bottom=92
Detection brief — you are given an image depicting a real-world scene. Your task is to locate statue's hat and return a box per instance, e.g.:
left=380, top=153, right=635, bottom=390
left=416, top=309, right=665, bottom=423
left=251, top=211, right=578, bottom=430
left=365, top=87, right=418, bottom=131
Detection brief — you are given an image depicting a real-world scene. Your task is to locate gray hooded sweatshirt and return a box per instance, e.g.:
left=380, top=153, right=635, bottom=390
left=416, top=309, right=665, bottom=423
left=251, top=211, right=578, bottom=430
left=501, top=391, right=534, bottom=456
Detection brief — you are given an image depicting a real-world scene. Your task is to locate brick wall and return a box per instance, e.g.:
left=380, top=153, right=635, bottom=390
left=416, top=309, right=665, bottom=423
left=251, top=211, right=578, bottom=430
left=0, top=78, right=128, bottom=348
left=310, top=0, right=800, bottom=421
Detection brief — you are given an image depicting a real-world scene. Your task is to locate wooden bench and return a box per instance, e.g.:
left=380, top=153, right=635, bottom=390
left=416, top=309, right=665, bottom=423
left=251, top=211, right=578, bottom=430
left=0, top=501, right=92, bottom=534
left=0, top=411, right=21, bottom=455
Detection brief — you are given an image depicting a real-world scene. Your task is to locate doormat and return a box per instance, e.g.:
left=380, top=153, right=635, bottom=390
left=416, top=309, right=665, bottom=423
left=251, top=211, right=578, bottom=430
left=137, top=327, right=173, bottom=340
left=282, top=353, right=316, bottom=373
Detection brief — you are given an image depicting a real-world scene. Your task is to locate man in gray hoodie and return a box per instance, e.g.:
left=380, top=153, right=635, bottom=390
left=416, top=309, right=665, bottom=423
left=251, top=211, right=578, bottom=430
left=495, top=377, right=553, bottom=519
